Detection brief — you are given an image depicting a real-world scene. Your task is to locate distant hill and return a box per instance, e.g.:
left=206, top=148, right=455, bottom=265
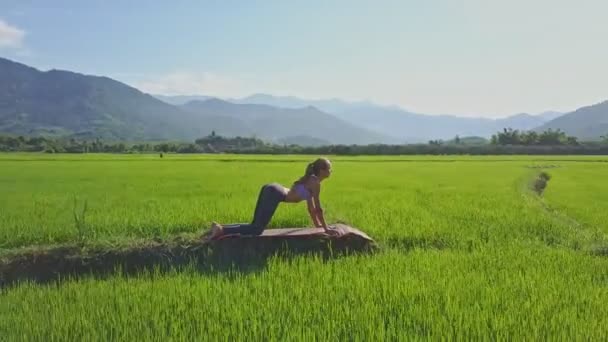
left=535, top=100, right=608, bottom=140
left=538, top=111, right=563, bottom=121
left=0, top=57, right=225, bottom=141
left=3, top=57, right=588, bottom=145
left=219, top=93, right=562, bottom=141
left=0, top=58, right=392, bottom=144
left=327, top=106, right=559, bottom=143
left=231, top=93, right=373, bottom=114
left=181, top=99, right=395, bottom=145
left=154, top=94, right=213, bottom=105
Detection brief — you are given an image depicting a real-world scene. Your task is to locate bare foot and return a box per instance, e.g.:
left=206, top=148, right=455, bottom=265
left=203, top=222, right=224, bottom=241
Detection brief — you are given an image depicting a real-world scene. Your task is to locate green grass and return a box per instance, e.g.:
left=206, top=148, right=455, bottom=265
left=543, top=163, right=608, bottom=233
left=1, top=153, right=608, bottom=340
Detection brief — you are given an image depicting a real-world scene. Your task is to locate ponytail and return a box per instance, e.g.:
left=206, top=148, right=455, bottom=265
left=294, top=158, right=329, bottom=185
left=305, top=162, right=314, bottom=177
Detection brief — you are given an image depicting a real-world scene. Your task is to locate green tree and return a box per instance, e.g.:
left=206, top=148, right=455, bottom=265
left=494, top=128, right=522, bottom=145
left=520, top=131, right=539, bottom=145
left=538, top=128, right=566, bottom=145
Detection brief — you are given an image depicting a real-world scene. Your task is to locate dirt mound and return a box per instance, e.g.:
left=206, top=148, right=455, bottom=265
left=0, top=224, right=376, bottom=287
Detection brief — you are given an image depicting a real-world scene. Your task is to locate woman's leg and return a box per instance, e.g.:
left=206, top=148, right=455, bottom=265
left=217, top=184, right=268, bottom=235
left=222, top=183, right=286, bottom=236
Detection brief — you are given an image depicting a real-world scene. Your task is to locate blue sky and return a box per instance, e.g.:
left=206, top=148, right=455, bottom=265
left=1, top=0, right=607, bottom=117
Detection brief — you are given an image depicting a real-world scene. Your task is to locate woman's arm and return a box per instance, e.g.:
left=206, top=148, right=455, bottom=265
left=310, top=181, right=329, bottom=230
left=313, top=196, right=328, bottom=230
left=306, top=197, right=321, bottom=227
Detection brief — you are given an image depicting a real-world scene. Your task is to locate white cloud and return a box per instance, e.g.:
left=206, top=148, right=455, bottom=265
left=0, top=19, right=25, bottom=48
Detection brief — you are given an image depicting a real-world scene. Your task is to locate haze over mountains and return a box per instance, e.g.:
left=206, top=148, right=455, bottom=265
left=162, top=93, right=567, bottom=143
left=1, top=57, right=606, bottom=145
left=179, top=98, right=391, bottom=145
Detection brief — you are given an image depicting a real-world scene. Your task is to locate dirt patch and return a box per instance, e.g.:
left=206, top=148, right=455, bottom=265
left=0, top=227, right=377, bottom=288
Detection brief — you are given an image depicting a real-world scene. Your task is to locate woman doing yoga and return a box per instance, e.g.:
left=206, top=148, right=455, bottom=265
left=204, top=157, right=337, bottom=240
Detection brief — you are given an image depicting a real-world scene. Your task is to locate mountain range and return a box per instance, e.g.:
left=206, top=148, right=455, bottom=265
left=0, top=57, right=606, bottom=144
left=535, top=100, right=608, bottom=140
left=162, top=93, right=568, bottom=143
left=0, top=57, right=207, bottom=141
left=180, top=98, right=392, bottom=145
left=0, top=57, right=388, bottom=144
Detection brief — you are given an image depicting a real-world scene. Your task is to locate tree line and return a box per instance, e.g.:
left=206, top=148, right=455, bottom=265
left=1, top=129, right=608, bottom=155
left=490, top=128, right=580, bottom=146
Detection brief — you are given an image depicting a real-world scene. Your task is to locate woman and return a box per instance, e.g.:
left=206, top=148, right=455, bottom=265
left=204, top=157, right=337, bottom=240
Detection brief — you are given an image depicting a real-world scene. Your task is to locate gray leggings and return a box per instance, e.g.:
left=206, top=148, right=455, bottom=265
left=222, top=183, right=287, bottom=236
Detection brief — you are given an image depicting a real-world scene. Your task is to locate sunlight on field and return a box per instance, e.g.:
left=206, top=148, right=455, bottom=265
left=1, top=154, right=607, bottom=339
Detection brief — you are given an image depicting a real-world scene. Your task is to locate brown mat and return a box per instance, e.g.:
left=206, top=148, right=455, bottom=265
left=216, top=223, right=374, bottom=242
left=1, top=224, right=376, bottom=287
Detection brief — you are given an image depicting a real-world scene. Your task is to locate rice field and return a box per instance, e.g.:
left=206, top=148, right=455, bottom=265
left=1, top=153, right=607, bottom=340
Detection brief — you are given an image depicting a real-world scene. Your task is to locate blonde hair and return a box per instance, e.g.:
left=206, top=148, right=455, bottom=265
left=294, top=157, right=330, bottom=184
